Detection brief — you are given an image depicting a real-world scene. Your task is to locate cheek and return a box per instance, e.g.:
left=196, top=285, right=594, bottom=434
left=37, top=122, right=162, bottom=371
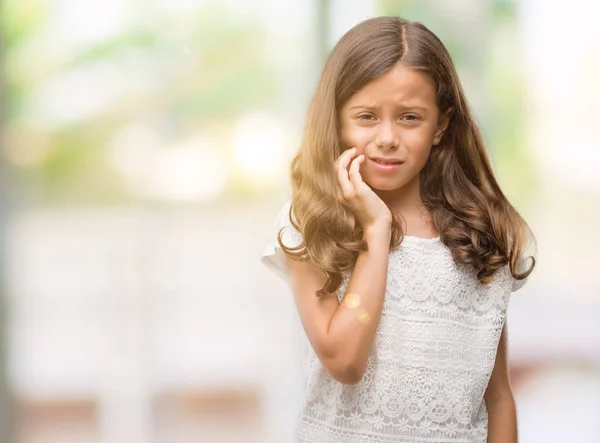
left=340, top=126, right=374, bottom=155
left=404, top=130, right=436, bottom=157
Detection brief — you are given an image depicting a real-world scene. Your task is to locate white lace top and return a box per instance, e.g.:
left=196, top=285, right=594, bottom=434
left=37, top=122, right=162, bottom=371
left=261, top=201, right=526, bottom=443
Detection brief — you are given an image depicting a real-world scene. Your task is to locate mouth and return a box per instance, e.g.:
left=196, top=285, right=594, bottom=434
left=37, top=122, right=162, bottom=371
left=370, top=157, right=405, bottom=165
left=368, top=156, right=405, bottom=172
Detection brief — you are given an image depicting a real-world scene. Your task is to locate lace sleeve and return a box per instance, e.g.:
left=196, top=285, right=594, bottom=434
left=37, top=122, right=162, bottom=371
left=261, top=200, right=303, bottom=283
left=511, top=254, right=532, bottom=292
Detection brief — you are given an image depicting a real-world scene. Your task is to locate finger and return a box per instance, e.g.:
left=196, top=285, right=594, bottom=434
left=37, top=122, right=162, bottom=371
left=336, top=148, right=357, bottom=198
left=337, top=163, right=354, bottom=199
left=337, top=147, right=356, bottom=171
left=348, top=154, right=365, bottom=189
left=333, top=147, right=352, bottom=171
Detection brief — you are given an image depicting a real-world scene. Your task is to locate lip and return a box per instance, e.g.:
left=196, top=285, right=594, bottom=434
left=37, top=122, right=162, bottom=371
left=369, top=156, right=405, bottom=172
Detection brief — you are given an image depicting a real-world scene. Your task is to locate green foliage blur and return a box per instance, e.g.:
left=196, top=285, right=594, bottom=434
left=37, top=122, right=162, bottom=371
left=2, top=0, right=535, bottom=206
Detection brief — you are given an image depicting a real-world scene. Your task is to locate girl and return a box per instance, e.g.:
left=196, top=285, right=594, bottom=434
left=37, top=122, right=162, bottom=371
left=261, top=16, right=535, bottom=443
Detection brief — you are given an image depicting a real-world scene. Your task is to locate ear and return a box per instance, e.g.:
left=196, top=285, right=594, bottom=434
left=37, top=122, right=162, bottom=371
left=433, top=107, right=453, bottom=146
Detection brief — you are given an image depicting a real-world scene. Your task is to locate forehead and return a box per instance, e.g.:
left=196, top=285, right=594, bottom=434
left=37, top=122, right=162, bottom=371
left=345, top=63, right=438, bottom=109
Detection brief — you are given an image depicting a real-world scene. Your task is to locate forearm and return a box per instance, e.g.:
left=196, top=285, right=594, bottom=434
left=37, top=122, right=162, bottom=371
left=486, top=394, right=518, bottom=443
left=326, top=220, right=391, bottom=379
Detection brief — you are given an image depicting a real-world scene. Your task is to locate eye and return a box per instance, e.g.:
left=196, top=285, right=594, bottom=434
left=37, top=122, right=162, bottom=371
left=401, top=114, right=421, bottom=122
left=356, top=113, right=377, bottom=121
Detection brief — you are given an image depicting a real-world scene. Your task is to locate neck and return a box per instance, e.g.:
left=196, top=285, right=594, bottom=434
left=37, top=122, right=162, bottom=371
left=374, top=174, right=423, bottom=216
left=374, top=174, right=437, bottom=238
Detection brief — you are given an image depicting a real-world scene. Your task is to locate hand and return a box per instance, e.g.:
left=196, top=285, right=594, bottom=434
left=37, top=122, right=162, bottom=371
left=335, top=147, right=392, bottom=230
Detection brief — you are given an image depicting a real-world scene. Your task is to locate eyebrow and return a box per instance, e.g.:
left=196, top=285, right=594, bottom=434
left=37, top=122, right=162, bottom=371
left=348, top=104, right=429, bottom=112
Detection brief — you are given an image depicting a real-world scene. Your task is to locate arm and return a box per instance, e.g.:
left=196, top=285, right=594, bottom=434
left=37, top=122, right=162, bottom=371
left=484, top=323, right=518, bottom=443
left=287, top=219, right=391, bottom=385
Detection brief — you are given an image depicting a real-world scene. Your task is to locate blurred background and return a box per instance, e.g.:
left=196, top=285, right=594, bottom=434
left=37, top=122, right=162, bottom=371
left=0, top=0, right=599, bottom=442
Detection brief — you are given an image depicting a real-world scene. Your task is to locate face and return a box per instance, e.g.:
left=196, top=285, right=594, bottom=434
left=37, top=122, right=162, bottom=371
left=339, top=63, right=451, bottom=193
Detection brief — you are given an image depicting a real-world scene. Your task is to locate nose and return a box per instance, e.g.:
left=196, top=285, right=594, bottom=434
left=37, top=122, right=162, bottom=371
left=374, top=120, right=399, bottom=150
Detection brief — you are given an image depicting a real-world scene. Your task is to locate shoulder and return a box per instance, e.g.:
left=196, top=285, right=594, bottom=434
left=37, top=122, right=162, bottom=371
left=510, top=258, right=530, bottom=293
left=274, top=200, right=302, bottom=248
left=260, top=200, right=303, bottom=283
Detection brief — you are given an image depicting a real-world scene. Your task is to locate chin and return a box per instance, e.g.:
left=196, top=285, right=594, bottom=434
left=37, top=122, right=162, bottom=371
left=364, top=176, right=407, bottom=192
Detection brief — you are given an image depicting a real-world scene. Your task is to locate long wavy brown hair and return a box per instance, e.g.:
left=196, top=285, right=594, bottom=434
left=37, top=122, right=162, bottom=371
left=279, top=16, right=535, bottom=297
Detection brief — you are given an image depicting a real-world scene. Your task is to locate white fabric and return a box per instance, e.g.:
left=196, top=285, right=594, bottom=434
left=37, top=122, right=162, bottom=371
left=261, top=200, right=526, bottom=443
left=261, top=200, right=303, bottom=283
